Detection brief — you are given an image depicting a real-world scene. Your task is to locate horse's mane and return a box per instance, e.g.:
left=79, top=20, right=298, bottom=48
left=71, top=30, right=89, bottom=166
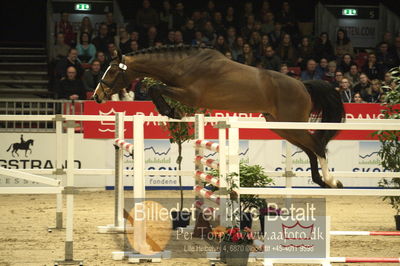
left=125, top=44, right=215, bottom=57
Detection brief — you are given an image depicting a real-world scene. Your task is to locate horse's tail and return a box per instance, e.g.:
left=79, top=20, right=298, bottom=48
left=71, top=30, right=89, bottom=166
left=303, top=80, right=345, bottom=149
left=6, top=144, right=12, bottom=152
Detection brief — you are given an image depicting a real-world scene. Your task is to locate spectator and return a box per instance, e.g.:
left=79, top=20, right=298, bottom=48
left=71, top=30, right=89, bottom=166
left=55, top=48, right=84, bottom=80
left=130, top=30, right=140, bottom=43
left=116, top=27, right=131, bottom=54
left=174, top=31, right=184, bottom=46
left=241, top=2, right=254, bottom=26
left=382, top=32, right=394, bottom=49
left=268, top=21, right=284, bottom=48
left=362, top=79, right=383, bottom=103
left=259, top=1, right=272, bottom=19
left=323, top=61, right=337, bottom=83
left=214, top=35, right=230, bottom=54
left=129, top=40, right=139, bottom=53
left=317, top=58, right=329, bottom=76
left=354, top=73, right=370, bottom=94
left=383, top=72, right=392, bottom=87
left=260, top=34, right=272, bottom=55
left=56, top=66, right=85, bottom=100
left=376, top=41, right=397, bottom=73
left=362, top=52, right=382, bottom=80
left=337, top=77, right=354, bottom=103
left=276, top=1, right=297, bottom=36
left=276, top=33, right=297, bottom=67
left=213, top=12, right=226, bottom=36
left=76, top=32, right=96, bottom=63
left=172, top=2, right=186, bottom=30
left=241, top=15, right=255, bottom=41
left=203, top=21, right=217, bottom=45
left=159, top=0, right=173, bottom=34
left=224, top=6, right=238, bottom=30
left=226, top=27, right=237, bottom=50
left=344, top=63, right=360, bottom=86
left=280, top=63, right=289, bottom=75
left=261, top=45, right=281, bottom=71
left=237, top=43, right=256, bottom=66
left=300, top=59, right=323, bottom=81
left=82, top=60, right=104, bottom=93
left=297, top=36, right=314, bottom=69
left=204, top=0, right=216, bottom=18
left=105, top=42, right=118, bottom=63
left=51, top=33, right=70, bottom=62
left=338, top=54, right=354, bottom=73
left=192, top=10, right=205, bottom=30
left=231, top=36, right=245, bottom=61
left=165, top=30, right=175, bottom=45
left=393, top=37, right=400, bottom=65
left=92, top=23, right=113, bottom=53
left=353, top=92, right=366, bottom=103
left=136, top=0, right=159, bottom=30
left=143, top=26, right=160, bottom=48
left=334, top=28, right=354, bottom=58
left=105, top=12, right=117, bottom=37
left=192, top=31, right=207, bottom=46
left=95, top=51, right=108, bottom=72
left=332, top=71, right=344, bottom=88
left=260, top=12, right=274, bottom=35
left=314, top=32, right=334, bottom=61
left=79, top=16, right=93, bottom=39
left=55, top=12, right=75, bottom=47
left=249, top=31, right=262, bottom=56
left=182, top=19, right=196, bottom=44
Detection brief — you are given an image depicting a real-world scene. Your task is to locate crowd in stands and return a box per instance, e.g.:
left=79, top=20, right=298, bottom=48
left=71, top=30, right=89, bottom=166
left=51, top=0, right=400, bottom=103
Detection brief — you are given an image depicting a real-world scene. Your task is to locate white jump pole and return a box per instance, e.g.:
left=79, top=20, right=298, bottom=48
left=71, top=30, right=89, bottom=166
left=115, top=112, right=125, bottom=229
left=227, top=116, right=240, bottom=228
left=217, top=122, right=228, bottom=227
left=55, top=117, right=64, bottom=229
left=194, top=114, right=205, bottom=220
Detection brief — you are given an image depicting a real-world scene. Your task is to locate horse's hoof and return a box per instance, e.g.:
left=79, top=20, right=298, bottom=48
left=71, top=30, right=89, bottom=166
left=336, top=180, right=343, bottom=188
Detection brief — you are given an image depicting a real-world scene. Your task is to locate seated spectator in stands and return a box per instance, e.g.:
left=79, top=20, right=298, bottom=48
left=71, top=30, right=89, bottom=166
left=105, top=42, right=118, bottom=63
left=76, top=32, right=96, bottom=64
left=174, top=31, right=184, bottom=46
left=57, top=66, right=85, bottom=100
left=95, top=51, right=108, bottom=72
left=268, top=21, right=284, bottom=48
left=259, top=0, right=272, bottom=18
left=231, top=36, right=245, bottom=61
left=51, top=33, right=70, bottom=62
left=129, top=40, right=140, bottom=53
left=182, top=19, right=196, bottom=44
left=240, top=1, right=254, bottom=26
left=276, top=33, right=297, bottom=67
left=213, top=12, right=226, bottom=36
left=249, top=31, right=262, bottom=56
left=116, top=27, right=131, bottom=54
left=393, top=37, right=400, bottom=65
left=314, top=32, right=334, bottom=61
left=338, top=54, right=354, bottom=73
left=172, top=2, right=186, bottom=30
left=130, top=30, right=140, bottom=43
left=203, top=21, right=217, bottom=45
left=332, top=71, right=344, bottom=88
left=300, top=59, right=323, bottom=81
left=354, top=73, right=370, bottom=94
left=214, top=35, right=230, bottom=54
left=225, top=51, right=233, bottom=60
left=280, top=63, right=289, bottom=75
left=317, top=58, right=328, bottom=75
left=362, top=52, right=382, bottom=80
left=241, top=15, right=255, bottom=41
left=55, top=48, right=84, bottom=80
left=192, top=31, right=207, bottom=46
left=204, top=0, right=216, bottom=19
left=260, top=35, right=272, bottom=55
left=224, top=6, right=238, bottom=30
left=353, top=92, right=366, bottom=103
left=383, top=32, right=394, bottom=49
left=92, top=23, right=113, bottom=53
left=323, top=61, right=337, bottom=83
left=164, top=30, right=175, bottom=45
left=142, top=26, right=160, bottom=48
left=82, top=60, right=104, bottom=93
left=334, top=28, right=354, bottom=58
left=383, top=72, right=392, bottom=88
left=276, top=1, right=297, bottom=36
left=55, top=12, right=75, bottom=47
left=237, top=43, right=256, bottom=66
left=260, top=12, right=274, bottom=35
left=226, top=27, right=237, bottom=50
left=297, top=37, right=314, bottom=69
left=261, top=45, right=281, bottom=71
left=159, top=0, right=173, bottom=34
left=105, top=12, right=117, bottom=37
left=376, top=41, right=397, bottom=73
left=136, top=0, right=159, bottom=31
left=79, top=16, right=93, bottom=39
left=337, top=77, right=354, bottom=103
left=362, top=79, right=383, bottom=103
left=344, top=63, right=360, bottom=86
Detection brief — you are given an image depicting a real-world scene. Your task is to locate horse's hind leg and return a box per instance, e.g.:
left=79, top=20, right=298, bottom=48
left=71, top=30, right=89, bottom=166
left=147, top=84, right=182, bottom=119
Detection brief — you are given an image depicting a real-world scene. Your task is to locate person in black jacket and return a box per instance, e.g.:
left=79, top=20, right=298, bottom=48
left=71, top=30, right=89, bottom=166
left=57, top=66, right=86, bottom=100
left=314, top=32, right=334, bottom=61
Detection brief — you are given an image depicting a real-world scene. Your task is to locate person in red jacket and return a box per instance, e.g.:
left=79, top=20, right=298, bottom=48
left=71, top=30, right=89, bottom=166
left=55, top=12, right=76, bottom=47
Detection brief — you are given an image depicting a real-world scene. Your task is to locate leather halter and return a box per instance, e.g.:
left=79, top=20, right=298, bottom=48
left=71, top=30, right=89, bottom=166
left=99, top=55, right=130, bottom=98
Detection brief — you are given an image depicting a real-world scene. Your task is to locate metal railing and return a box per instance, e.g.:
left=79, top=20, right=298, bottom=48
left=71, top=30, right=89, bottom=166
left=0, top=98, right=85, bottom=132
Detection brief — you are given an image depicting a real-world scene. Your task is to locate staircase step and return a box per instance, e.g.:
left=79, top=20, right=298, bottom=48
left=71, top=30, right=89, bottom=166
left=0, top=62, right=47, bottom=66
left=0, top=71, right=48, bottom=75
left=0, top=79, right=49, bottom=84
left=0, top=47, right=45, bottom=54
left=0, top=87, right=53, bottom=95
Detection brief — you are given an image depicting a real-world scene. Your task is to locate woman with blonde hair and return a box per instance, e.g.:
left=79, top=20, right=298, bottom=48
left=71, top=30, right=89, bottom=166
left=362, top=79, right=383, bottom=103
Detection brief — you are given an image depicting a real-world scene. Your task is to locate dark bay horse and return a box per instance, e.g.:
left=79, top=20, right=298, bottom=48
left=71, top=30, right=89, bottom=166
left=94, top=46, right=345, bottom=188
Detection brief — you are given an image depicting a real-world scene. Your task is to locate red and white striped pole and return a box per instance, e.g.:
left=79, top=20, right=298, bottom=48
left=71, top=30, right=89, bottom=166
left=194, top=140, right=219, bottom=152
left=331, top=257, right=400, bottom=263
left=114, top=138, right=133, bottom=153
left=194, top=171, right=220, bottom=187
left=331, top=231, right=400, bottom=236
left=194, top=185, right=220, bottom=205
left=195, top=156, right=219, bottom=170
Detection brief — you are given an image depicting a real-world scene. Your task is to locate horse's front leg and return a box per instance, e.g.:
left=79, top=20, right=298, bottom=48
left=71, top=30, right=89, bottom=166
left=148, top=84, right=182, bottom=119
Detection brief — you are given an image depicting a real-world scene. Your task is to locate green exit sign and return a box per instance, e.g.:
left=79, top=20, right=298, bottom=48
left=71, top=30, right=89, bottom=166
left=75, top=3, right=91, bottom=11
left=342, top=8, right=357, bottom=16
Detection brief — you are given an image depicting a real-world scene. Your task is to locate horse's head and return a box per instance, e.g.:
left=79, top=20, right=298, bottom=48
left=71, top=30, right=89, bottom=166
left=93, top=50, right=129, bottom=103
left=29, top=139, right=34, bottom=146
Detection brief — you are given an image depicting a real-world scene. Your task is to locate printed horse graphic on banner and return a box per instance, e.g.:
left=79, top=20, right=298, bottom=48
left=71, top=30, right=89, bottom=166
left=6, top=139, right=34, bottom=157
